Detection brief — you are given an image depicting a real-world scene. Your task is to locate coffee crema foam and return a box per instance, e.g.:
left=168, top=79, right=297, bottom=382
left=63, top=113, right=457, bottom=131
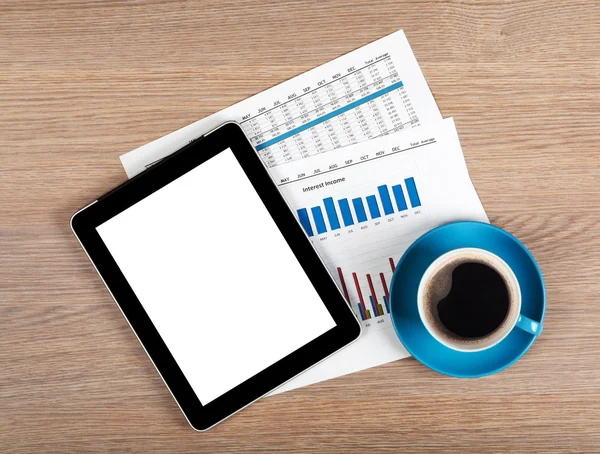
left=421, top=252, right=519, bottom=345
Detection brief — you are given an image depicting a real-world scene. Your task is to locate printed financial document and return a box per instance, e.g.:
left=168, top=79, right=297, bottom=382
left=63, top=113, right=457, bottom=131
left=120, top=30, right=441, bottom=177
left=270, top=118, right=488, bottom=392
left=117, top=32, right=488, bottom=393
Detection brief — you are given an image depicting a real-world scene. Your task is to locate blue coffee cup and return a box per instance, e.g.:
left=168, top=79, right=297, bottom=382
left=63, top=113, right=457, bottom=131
left=390, top=222, right=545, bottom=377
left=417, top=247, right=541, bottom=353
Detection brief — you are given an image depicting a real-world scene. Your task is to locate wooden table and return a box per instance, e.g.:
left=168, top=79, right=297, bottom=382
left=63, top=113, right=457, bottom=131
left=2, top=1, right=599, bottom=451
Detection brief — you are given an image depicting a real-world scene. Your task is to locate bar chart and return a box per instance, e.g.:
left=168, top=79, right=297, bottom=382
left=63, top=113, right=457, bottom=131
left=260, top=118, right=490, bottom=393
left=296, top=178, right=421, bottom=237
left=268, top=118, right=489, bottom=334
left=337, top=257, right=396, bottom=321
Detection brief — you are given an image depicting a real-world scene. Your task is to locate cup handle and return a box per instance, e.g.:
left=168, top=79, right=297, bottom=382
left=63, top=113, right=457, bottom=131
left=515, top=314, right=543, bottom=336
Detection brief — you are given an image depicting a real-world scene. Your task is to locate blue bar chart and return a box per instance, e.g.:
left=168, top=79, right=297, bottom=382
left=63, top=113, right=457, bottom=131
left=310, top=206, right=327, bottom=234
left=297, top=208, right=313, bottom=237
left=338, top=199, right=354, bottom=227
left=296, top=178, right=421, bottom=237
left=366, top=195, right=381, bottom=219
left=323, top=198, right=340, bottom=231
left=392, top=184, right=407, bottom=211
left=377, top=185, right=394, bottom=215
left=405, top=177, right=421, bottom=208
left=352, top=198, right=367, bottom=222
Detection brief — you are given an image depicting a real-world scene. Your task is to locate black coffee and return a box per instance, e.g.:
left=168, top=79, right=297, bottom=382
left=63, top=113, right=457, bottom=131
left=437, top=262, right=509, bottom=338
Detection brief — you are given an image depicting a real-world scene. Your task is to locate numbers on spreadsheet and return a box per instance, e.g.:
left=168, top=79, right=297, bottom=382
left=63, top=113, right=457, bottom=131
left=240, top=57, right=420, bottom=168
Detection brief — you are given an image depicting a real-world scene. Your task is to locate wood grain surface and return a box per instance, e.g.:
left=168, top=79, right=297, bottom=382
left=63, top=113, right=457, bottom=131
left=2, top=0, right=599, bottom=452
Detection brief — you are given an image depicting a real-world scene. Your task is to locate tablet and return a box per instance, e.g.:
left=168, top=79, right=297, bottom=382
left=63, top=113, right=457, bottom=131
left=71, top=122, right=361, bottom=431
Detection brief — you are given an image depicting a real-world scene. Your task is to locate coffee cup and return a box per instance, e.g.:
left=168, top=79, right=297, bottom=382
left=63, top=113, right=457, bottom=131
left=417, top=247, right=541, bottom=352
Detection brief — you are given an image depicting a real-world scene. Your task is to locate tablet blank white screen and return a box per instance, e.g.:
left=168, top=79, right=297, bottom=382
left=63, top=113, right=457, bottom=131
left=96, top=149, right=336, bottom=405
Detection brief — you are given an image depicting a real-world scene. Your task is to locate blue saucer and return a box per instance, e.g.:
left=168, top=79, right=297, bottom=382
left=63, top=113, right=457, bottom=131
left=389, top=221, right=545, bottom=378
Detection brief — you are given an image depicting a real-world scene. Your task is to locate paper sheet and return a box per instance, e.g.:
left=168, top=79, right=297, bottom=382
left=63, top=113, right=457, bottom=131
left=117, top=31, right=487, bottom=393
left=120, top=30, right=441, bottom=177
left=270, top=118, right=488, bottom=393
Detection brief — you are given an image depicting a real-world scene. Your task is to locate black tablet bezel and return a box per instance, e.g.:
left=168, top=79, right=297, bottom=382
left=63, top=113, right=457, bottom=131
left=71, top=122, right=361, bottom=431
